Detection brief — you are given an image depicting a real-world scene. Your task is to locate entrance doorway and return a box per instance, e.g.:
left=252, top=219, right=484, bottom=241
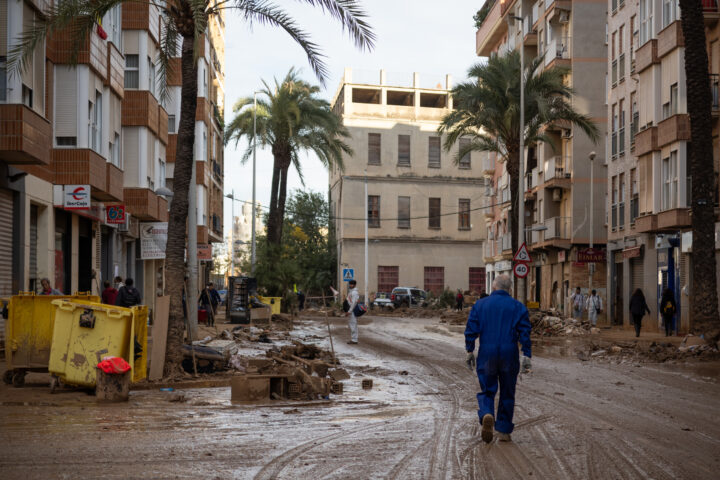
left=613, top=261, right=624, bottom=325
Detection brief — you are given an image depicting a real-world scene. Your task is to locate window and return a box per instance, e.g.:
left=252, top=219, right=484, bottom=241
left=630, top=92, right=639, bottom=144
left=88, top=92, right=102, bottom=153
left=619, top=99, right=625, bottom=155
left=22, top=84, right=33, bottom=108
left=428, top=136, right=441, bottom=168
left=110, top=133, right=122, bottom=168
left=662, top=0, right=678, bottom=28
left=398, top=135, right=411, bottom=166
left=618, top=25, right=626, bottom=81
left=148, top=56, right=156, bottom=97
left=458, top=199, right=471, bottom=230
left=640, top=0, right=653, bottom=45
left=56, top=137, right=77, bottom=146
left=662, top=151, right=678, bottom=210
left=469, top=267, right=486, bottom=294
left=611, top=103, right=618, bottom=157
left=428, top=198, right=441, bottom=229
left=397, top=196, right=410, bottom=228
left=368, top=133, right=381, bottom=165
left=423, top=266, right=445, bottom=294
left=0, top=56, right=6, bottom=101
left=630, top=168, right=639, bottom=223
left=619, top=172, right=626, bottom=229
left=158, top=159, right=166, bottom=189
left=377, top=266, right=399, bottom=293
left=124, top=54, right=139, bottom=88
left=670, top=83, right=678, bottom=116
left=611, top=175, right=618, bottom=230
left=168, top=115, right=176, bottom=134
left=458, top=138, right=471, bottom=168
left=368, top=195, right=380, bottom=228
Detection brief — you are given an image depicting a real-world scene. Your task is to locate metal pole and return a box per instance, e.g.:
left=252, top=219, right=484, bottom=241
left=251, top=93, right=258, bottom=276
left=364, top=172, right=369, bottom=306
left=188, top=160, right=198, bottom=340
left=230, top=189, right=235, bottom=276
left=589, top=152, right=596, bottom=295
left=516, top=11, right=526, bottom=303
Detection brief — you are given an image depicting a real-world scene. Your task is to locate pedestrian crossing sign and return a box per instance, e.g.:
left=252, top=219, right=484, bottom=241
left=343, top=268, right=354, bottom=282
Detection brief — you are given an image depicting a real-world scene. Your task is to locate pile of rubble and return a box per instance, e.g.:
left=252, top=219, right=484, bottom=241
left=530, top=311, right=596, bottom=337
left=578, top=335, right=720, bottom=364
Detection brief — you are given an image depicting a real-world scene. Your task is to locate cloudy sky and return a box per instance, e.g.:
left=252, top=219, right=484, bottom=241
left=222, top=0, right=481, bottom=229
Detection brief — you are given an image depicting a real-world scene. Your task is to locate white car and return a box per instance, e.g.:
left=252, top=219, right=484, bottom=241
left=372, top=292, right=394, bottom=310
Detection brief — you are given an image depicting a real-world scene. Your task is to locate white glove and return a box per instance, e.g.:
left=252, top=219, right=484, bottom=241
left=521, top=356, right=532, bottom=372
left=466, top=351, right=476, bottom=370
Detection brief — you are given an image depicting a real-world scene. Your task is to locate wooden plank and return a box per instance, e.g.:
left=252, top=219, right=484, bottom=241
left=149, top=295, right=170, bottom=380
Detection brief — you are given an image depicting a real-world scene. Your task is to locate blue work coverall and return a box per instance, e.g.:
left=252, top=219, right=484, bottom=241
left=465, top=290, right=532, bottom=434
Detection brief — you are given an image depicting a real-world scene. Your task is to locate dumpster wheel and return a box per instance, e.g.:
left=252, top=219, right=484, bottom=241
left=2, top=370, right=13, bottom=385
left=12, top=370, right=26, bottom=387
left=49, top=376, right=61, bottom=394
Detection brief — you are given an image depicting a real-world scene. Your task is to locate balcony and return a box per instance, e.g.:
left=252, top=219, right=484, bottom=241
left=124, top=188, right=160, bottom=221
left=106, top=43, right=125, bottom=98
left=525, top=168, right=539, bottom=199
left=523, top=14, right=537, bottom=45
left=545, top=37, right=571, bottom=69
left=543, top=156, right=571, bottom=189
left=704, top=0, right=720, bottom=24
left=533, top=216, right=571, bottom=249
left=0, top=104, right=52, bottom=165
left=95, top=163, right=124, bottom=202
left=501, top=186, right=512, bottom=205
left=635, top=213, right=658, bottom=233
left=48, top=25, right=107, bottom=80
left=483, top=239, right=497, bottom=262
left=658, top=114, right=691, bottom=147
left=630, top=196, right=639, bottom=225
left=475, top=0, right=506, bottom=57
left=53, top=149, right=106, bottom=196
left=158, top=107, right=169, bottom=145
left=501, top=233, right=512, bottom=252
left=122, top=90, right=159, bottom=135
left=157, top=196, right=169, bottom=223
left=197, top=225, right=209, bottom=244
left=212, top=214, right=222, bottom=235
left=212, top=161, right=223, bottom=183
left=657, top=21, right=684, bottom=58
left=657, top=208, right=691, bottom=230
left=635, top=39, right=659, bottom=73
left=481, top=155, right=496, bottom=177
left=166, top=135, right=177, bottom=163
left=634, top=126, right=659, bottom=156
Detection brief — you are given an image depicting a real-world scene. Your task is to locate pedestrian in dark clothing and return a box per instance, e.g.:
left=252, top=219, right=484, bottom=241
left=297, top=291, right=306, bottom=311
left=115, top=278, right=142, bottom=307
left=660, top=288, right=677, bottom=337
left=207, top=282, right=221, bottom=315
left=456, top=290, right=465, bottom=312
left=199, top=285, right=214, bottom=326
left=101, top=281, right=118, bottom=305
left=629, top=288, right=651, bottom=337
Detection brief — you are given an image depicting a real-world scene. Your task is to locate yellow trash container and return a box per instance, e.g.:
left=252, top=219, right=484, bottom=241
left=48, top=300, right=148, bottom=389
left=258, top=296, right=282, bottom=315
left=3, top=292, right=98, bottom=387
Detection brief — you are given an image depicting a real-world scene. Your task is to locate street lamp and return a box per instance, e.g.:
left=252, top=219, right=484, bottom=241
left=507, top=12, right=526, bottom=302
left=251, top=91, right=261, bottom=276
left=588, top=151, right=596, bottom=295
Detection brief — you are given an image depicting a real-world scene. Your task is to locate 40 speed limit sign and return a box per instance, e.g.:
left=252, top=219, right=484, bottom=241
left=513, top=262, right=530, bottom=278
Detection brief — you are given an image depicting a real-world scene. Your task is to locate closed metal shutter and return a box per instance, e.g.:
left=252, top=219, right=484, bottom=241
left=0, top=189, right=14, bottom=296
left=30, top=205, right=38, bottom=291
left=424, top=266, right=444, bottom=294
left=630, top=257, right=644, bottom=294
left=377, top=266, right=398, bottom=293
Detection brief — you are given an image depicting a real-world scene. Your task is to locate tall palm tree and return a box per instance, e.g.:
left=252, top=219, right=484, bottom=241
left=9, top=0, right=374, bottom=376
left=225, top=69, right=352, bottom=245
left=439, top=51, right=599, bottom=259
left=679, top=0, right=719, bottom=340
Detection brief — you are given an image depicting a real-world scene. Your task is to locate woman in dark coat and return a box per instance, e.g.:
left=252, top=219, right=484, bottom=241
left=659, top=288, right=677, bottom=337
left=629, top=288, right=652, bottom=337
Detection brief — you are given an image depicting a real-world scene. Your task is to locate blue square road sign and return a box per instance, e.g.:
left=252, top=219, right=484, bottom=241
left=342, top=268, right=354, bottom=282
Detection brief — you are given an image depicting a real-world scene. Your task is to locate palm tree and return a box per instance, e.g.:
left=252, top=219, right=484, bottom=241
left=9, top=0, right=374, bottom=376
left=225, top=69, right=352, bottom=245
left=679, top=0, right=719, bottom=340
left=439, top=51, right=599, bottom=259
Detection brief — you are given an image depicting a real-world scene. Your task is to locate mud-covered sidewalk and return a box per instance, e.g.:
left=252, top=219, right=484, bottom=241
left=1, top=315, right=719, bottom=479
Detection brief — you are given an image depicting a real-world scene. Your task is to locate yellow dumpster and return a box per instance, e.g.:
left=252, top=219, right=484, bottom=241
left=48, top=300, right=148, bottom=390
left=258, top=296, right=282, bottom=315
left=3, top=292, right=98, bottom=387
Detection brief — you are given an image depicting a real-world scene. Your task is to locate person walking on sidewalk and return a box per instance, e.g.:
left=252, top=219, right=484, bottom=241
left=464, top=274, right=532, bottom=443
left=660, top=288, right=677, bottom=337
left=456, top=290, right=465, bottom=312
left=571, top=287, right=584, bottom=320
left=585, top=290, right=603, bottom=327
left=101, top=281, right=118, bottom=305
left=39, top=278, right=61, bottom=295
left=345, top=280, right=360, bottom=345
left=115, top=278, right=142, bottom=307
left=629, top=288, right=651, bottom=337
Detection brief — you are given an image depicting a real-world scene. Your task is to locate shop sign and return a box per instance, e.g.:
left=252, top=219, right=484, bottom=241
left=63, top=185, right=91, bottom=210
left=140, top=222, right=168, bottom=259
left=577, top=247, right=606, bottom=263
left=495, top=260, right=512, bottom=272
left=558, top=250, right=566, bottom=262
left=106, top=204, right=126, bottom=224
left=622, top=246, right=643, bottom=259
left=198, top=244, right=212, bottom=261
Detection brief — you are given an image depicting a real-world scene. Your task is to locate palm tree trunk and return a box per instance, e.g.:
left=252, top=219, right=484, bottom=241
left=679, top=0, right=720, bottom=341
left=267, top=158, right=282, bottom=245
left=163, top=34, right=198, bottom=376
left=277, top=165, right=289, bottom=238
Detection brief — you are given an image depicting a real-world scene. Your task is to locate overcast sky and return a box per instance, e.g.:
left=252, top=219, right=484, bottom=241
left=222, top=0, right=481, bottom=230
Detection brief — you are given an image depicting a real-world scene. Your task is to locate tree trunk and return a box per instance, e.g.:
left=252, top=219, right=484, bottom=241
left=679, top=0, right=720, bottom=341
left=163, top=34, right=198, bottom=376
left=266, top=144, right=291, bottom=246
left=267, top=158, right=282, bottom=244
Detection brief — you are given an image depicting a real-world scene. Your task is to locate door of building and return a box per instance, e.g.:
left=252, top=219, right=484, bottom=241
left=424, top=266, right=444, bottom=294
left=613, top=261, right=624, bottom=325
left=469, top=267, right=486, bottom=294
left=78, top=217, right=93, bottom=293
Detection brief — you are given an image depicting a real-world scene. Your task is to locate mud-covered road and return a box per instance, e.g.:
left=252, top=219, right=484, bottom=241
left=1, top=315, right=719, bottom=479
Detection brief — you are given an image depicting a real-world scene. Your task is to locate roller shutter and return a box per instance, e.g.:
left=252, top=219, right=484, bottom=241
left=0, top=189, right=14, bottom=296
left=630, top=257, right=644, bottom=294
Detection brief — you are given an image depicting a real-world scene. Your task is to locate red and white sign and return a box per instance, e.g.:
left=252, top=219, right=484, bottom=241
left=198, top=244, right=212, bottom=261
left=513, top=262, right=530, bottom=278
left=577, top=247, right=606, bottom=263
left=106, top=204, right=126, bottom=224
left=63, top=185, right=91, bottom=210
left=513, top=242, right=532, bottom=263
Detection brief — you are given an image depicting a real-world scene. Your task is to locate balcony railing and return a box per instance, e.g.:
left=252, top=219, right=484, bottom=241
left=501, top=233, right=512, bottom=251
left=618, top=201, right=626, bottom=229
left=611, top=59, right=618, bottom=86
left=611, top=131, right=618, bottom=157
left=545, top=37, right=571, bottom=67
left=212, top=161, right=222, bottom=182
left=703, top=0, right=718, bottom=12
left=630, top=196, right=639, bottom=224
left=619, top=126, right=626, bottom=155
left=544, top=156, right=568, bottom=180
left=212, top=214, right=222, bottom=233
left=631, top=112, right=639, bottom=144
left=611, top=204, right=618, bottom=230
left=484, top=240, right=497, bottom=259
left=619, top=53, right=626, bottom=80
left=501, top=186, right=512, bottom=204
left=544, top=216, right=571, bottom=239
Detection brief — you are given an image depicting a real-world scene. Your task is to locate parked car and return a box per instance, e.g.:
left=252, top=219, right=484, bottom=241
left=372, top=292, right=394, bottom=310
left=391, top=287, right=427, bottom=308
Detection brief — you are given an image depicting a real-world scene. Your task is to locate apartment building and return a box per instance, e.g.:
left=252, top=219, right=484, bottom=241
left=0, top=3, right=224, bottom=312
left=329, top=68, right=488, bottom=297
left=475, top=0, right=608, bottom=316
left=606, top=0, right=720, bottom=333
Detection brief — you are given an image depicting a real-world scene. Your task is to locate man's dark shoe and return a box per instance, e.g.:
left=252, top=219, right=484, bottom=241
left=481, top=414, right=494, bottom=443
left=346, top=341, right=358, bottom=344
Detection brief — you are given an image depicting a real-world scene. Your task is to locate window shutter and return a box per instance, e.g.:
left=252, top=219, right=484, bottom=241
left=398, top=135, right=411, bottom=166
left=368, top=133, right=381, bottom=165
left=428, top=136, right=441, bottom=167
left=54, top=67, right=78, bottom=137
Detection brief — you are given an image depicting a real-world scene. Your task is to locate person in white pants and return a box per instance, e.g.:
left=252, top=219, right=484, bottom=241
left=345, top=280, right=360, bottom=344
left=585, top=289, right=603, bottom=326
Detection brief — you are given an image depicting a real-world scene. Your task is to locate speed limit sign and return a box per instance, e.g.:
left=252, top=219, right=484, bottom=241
left=513, top=262, right=529, bottom=278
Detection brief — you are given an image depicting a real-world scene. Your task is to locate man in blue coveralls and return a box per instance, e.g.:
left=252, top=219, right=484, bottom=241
left=465, top=274, right=532, bottom=443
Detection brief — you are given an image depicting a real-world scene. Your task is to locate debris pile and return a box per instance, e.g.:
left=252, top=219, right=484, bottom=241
left=530, top=311, right=595, bottom=337
left=577, top=335, right=720, bottom=363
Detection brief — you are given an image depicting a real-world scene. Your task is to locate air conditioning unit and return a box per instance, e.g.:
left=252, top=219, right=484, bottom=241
left=118, top=213, right=131, bottom=232
left=561, top=129, right=572, bottom=139
left=558, top=11, right=570, bottom=23
left=552, top=188, right=562, bottom=201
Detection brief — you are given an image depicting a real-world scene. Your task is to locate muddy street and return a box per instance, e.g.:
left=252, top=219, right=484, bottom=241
left=1, top=315, right=720, bottom=479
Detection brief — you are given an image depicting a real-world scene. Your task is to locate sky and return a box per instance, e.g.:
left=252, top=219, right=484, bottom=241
left=222, top=0, right=481, bottom=232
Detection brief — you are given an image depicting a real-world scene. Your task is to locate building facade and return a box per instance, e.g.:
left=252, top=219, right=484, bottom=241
left=0, top=2, right=224, bottom=313
left=475, top=0, right=608, bottom=317
left=329, top=68, right=489, bottom=298
left=606, top=0, right=720, bottom=333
